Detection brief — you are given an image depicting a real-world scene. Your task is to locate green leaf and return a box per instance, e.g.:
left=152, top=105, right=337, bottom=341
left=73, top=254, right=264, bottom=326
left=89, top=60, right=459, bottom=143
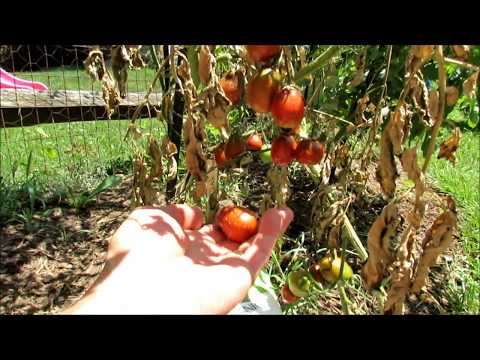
left=402, top=179, right=415, bottom=188
left=253, top=284, right=269, bottom=294
left=44, top=147, right=58, bottom=160
left=91, top=175, right=121, bottom=197
left=25, top=150, right=33, bottom=178
left=467, top=109, right=479, bottom=129
left=422, top=132, right=432, bottom=159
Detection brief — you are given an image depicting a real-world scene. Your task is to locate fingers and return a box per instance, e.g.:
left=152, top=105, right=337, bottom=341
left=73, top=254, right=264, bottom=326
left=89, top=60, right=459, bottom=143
left=258, top=207, right=294, bottom=237
left=110, top=207, right=189, bottom=259
left=159, top=204, right=204, bottom=230
left=241, top=207, right=294, bottom=278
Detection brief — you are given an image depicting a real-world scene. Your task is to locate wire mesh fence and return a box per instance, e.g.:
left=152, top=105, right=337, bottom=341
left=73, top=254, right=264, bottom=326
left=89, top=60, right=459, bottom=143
left=0, top=45, right=164, bottom=191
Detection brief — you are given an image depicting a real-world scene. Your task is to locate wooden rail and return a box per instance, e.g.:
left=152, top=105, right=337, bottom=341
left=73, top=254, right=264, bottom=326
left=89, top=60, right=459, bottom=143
left=0, top=89, right=162, bottom=128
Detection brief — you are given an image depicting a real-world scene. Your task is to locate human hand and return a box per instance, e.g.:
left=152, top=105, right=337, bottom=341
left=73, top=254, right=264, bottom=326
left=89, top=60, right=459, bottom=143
left=63, top=204, right=293, bottom=314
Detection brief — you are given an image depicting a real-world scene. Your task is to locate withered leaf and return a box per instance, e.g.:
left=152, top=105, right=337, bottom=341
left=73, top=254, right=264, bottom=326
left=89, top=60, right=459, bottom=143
left=362, top=202, right=399, bottom=289
left=350, top=51, right=366, bottom=87
left=411, top=45, right=435, bottom=63
left=101, top=74, right=121, bottom=119
left=437, top=127, right=461, bottom=165
left=148, top=136, right=163, bottom=179
left=401, top=148, right=426, bottom=209
left=411, top=207, right=457, bottom=294
left=84, top=49, right=106, bottom=81
left=445, top=86, right=459, bottom=107
left=463, top=70, right=479, bottom=100
left=198, top=45, right=215, bottom=85
left=376, top=128, right=398, bottom=198
left=428, top=89, right=440, bottom=122
left=111, top=45, right=130, bottom=99
left=451, top=45, right=470, bottom=60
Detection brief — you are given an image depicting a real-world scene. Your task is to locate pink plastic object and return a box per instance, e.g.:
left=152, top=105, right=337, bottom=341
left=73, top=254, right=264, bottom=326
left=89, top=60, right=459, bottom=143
left=0, top=67, right=49, bottom=91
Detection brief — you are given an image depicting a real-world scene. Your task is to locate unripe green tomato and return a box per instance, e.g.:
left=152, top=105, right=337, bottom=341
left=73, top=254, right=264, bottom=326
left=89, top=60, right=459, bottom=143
left=320, top=256, right=353, bottom=283
left=287, top=270, right=311, bottom=298
left=259, top=146, right=272, bottom=164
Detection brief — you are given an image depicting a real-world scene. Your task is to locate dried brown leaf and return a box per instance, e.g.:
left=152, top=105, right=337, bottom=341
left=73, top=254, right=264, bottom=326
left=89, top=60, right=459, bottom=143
left=411, top=74, right=434, bottom=127
left=451, top=45, right=470, bottom=60
left=111, top=45, right=130, bottom=99
left=463, top=70, right=479, bottom=100
left=311, top=187, right=350, bottom=247
left=437, top=127, right=461, bottom=165
left=84, top=49, right=106, bottom=81
left=199, top=45, right=215, bottom=85
left=362, top=202, right=400, bottom=289
left=401, top=148, right=426, bottom=209
left=411, top=45, right=435, bottom=63
left=387, top=103, right=412, bottom=156
left=127, top=45, right=146, bottom=69
left=183, top=113, right=207, bottom=181
left=445, top=86, right=459, bottom=107
left=101, top=74, right=121, bottom=119
left=376, top=128, right=398, bottom=198
left=148, top=136, right=163, bottom=180
left=350, top=51, right=367, bottom=87
left=411, top=207, right=457, bottom=294
left=383, top=230, right=415, bottom=315
left=428, top=89, right=440, bottom=122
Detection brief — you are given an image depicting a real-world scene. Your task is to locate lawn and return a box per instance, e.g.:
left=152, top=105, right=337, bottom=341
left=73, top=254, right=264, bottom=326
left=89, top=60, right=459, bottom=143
left=11, top=67, right=158, bottom=93
left=0, top=118, right=165, bottom=191
left=427, top=129, right=480, bottom=313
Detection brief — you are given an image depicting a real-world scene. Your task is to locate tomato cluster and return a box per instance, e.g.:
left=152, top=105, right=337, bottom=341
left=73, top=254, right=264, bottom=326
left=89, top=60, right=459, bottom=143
left=214, top=132, right=264, bottom=168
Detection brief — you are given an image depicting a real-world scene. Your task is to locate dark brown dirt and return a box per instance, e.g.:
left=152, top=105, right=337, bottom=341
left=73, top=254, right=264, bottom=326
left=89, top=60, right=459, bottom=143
left=0, top=176, right=132, bottom=315
left=0, top=160, right=462, bottom=315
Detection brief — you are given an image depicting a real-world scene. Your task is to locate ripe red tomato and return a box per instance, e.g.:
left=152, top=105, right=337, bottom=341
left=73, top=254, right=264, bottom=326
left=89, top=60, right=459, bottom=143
left=271, top=86, right=305, bottom=129
left=216, top=205, right=259, bottom=243
left=225, top=135, right=246, bottom=159
left=246, top=68, right=281, bottom=113
left=214, top=143, right=229, bottom=168
left=295, top=139, right=325, bottom=165
left=280, top=283, right=300, bottom=304
left=245, top=45, right=282, bottom=63
left=246, top=133, right=263, bottom=151
left=271, top=134, right=297, bottom=166
left=219, top=72, right=243, bottom=105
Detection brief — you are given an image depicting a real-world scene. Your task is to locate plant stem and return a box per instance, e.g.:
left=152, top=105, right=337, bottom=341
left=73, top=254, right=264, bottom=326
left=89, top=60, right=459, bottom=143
left=444, top=56, right=479, bottom=71
left=422, top=46, right=446, bottom=173
left=294, top=46, right=341, bottom=84
left=338, top=283, right=351, bottom=315
left=343, top=214, right=369, bottom=262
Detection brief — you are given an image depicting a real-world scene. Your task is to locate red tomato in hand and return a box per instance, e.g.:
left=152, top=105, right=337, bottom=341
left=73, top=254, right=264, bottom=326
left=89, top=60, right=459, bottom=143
left=216, top=205, right=259, bottom=243
left=225, top=135, right=246, bottom=159
left=271, top=134, right=297, bottom=166
left=219, top=72, right=243, bottom=105
left=271, top=86, right=305, bottom=129
left=246, top=68, right=281, bottom=113
left=246, top=45, right=282, bottom=63
left=246, top=133, right=263, bottom=151
left=295, top=139, right=325, bottom=165
left=214, top=143, right=229, bottom=168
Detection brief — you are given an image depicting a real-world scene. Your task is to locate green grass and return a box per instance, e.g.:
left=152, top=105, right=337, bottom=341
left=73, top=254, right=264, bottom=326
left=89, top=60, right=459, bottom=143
left=12, top=67, right=158, bottom=93
left=0, top=117, right=166, bottom=194
left=427, top=129, right=480, bottom=314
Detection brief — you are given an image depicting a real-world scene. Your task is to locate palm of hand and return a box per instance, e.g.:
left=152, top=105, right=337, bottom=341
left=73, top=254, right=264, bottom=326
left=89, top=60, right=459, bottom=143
left=77, top=204, right=292, bottom=314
